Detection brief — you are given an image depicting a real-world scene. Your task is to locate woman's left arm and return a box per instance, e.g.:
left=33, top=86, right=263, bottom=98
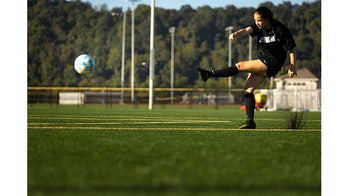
left=288, top=49, right=297, bottom=78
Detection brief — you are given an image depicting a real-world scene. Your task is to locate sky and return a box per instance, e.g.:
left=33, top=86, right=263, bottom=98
left=81, top=0, right=318, bottom=10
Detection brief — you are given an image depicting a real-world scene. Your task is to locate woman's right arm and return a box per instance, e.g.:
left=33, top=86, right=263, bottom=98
left=229, top=26, right=253, bottom=40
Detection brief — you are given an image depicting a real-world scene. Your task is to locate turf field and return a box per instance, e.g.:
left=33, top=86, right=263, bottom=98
left=28, top=104, right=321, bottom=196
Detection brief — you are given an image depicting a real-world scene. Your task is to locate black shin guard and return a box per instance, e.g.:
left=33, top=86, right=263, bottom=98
left=244, top=93, right=255, bottom=121
left=212, top=65, right=239, bottom=77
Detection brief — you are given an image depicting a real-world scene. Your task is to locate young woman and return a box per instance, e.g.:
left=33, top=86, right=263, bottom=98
left=196, top=7, right=297, bottom=129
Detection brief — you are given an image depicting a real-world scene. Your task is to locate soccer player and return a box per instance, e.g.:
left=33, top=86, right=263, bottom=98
left=196, top=7, right=297, bottom=129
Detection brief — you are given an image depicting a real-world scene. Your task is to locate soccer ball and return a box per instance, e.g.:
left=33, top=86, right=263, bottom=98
left=74, top=54, right=95, bottom=74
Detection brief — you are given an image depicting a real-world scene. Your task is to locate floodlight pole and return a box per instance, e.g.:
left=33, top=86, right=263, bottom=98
left=120, top=10, right=126, bottom=104
left=128, top=0, right=140, bottom=103
left=249, top=36, right=252, bottom=61
left=169, top=27, right=175, bottom=104
left=148, top=0, right=155, bottom=110
left=225, top=26, right=234, bottom=90
left=131, top=2, right=135, bottom=102
left=112, top=10, right=127, bottom=104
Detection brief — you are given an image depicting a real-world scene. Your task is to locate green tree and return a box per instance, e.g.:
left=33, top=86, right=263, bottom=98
left=28, top=0, right=321, bottom=89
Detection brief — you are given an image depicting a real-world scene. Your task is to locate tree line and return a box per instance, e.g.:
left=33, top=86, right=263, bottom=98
left=28, top=0, right=321, bottom=90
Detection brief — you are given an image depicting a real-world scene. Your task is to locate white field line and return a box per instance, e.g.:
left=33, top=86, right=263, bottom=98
left=27, top=126, right=320, bottom=132
left=28, top=120, right=230, bottom=125
left=28, top=115, right=321, bottom=131
left=28, top=115, right=179, bottom=119
left=28, top=116, right=321, bottom=123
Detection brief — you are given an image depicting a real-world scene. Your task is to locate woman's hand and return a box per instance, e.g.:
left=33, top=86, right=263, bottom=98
left=288, top=64, right=297, bottom=78
left=229, top=33, right=236, bottom=40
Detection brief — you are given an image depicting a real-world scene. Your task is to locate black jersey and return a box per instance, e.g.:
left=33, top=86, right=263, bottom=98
left=249, top=19, right=296, bottom=67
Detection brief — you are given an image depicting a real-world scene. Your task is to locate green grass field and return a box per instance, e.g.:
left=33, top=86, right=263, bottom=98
left=28, top=104, right=321, bottom=196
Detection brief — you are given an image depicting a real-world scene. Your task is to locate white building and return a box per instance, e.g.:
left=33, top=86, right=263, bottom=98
left=274, top=68, right=319, bottom=90
left=257, top=68, right=321, bottom=111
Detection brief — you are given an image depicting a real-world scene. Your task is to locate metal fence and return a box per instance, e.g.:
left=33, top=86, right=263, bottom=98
left=28, top=87, right=321, bottom=111
left=28, top=87, right=244, bottom=106
left=256, top=89, right=321, bottom=111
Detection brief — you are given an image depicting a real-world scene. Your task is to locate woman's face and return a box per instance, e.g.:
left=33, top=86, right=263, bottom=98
left=254, top=13, right=271, bottom=29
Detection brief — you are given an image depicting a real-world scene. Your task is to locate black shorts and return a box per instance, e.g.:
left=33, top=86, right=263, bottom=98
left=259, top=55, right=285, bottom=78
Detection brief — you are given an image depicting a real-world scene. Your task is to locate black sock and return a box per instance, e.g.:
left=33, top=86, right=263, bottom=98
left=212, top=65, right=239, bottom=77
left=244, top=93, right=255, bottom=121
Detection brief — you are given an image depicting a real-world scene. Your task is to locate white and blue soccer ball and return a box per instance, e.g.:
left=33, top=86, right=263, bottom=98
left=74, top=54, right=95, bottom=74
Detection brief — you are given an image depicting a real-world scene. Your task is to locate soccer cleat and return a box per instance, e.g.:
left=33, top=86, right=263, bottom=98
left=195, top=66, right=212, bottom=81
left=239, top=120, right=256, bottom=129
